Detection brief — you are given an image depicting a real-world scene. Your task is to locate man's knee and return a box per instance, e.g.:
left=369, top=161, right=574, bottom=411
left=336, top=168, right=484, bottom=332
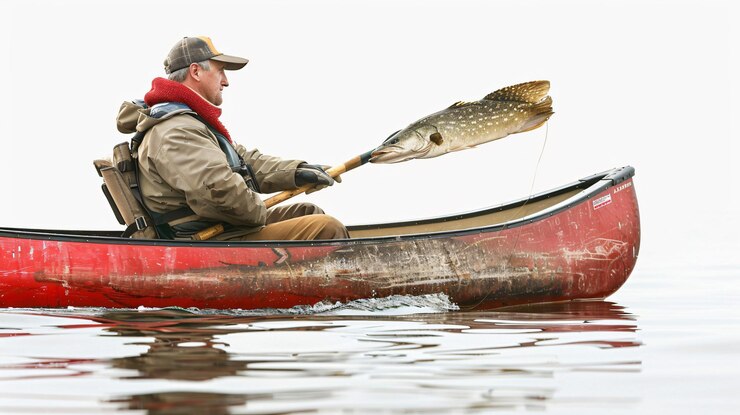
left=298, top=202, right=325, bottom=216
left=310, top=214, right=348, bottom=240
left=266, top=202, right=326, bottom=225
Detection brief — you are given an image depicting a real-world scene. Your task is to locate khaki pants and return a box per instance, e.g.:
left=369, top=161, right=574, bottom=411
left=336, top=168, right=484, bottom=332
left=224, top=203, right=348, bottom=241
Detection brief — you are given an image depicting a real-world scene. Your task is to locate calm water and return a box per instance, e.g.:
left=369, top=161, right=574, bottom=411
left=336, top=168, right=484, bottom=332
left=0, top=267, right=737, bottom=414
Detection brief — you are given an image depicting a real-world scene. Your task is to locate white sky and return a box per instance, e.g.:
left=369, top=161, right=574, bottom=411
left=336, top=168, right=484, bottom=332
left=0, top=0, right=737, bottom=269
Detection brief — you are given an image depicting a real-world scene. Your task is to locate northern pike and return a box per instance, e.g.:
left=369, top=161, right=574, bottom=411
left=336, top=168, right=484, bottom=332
left=370, top=80, right=554, bottom=163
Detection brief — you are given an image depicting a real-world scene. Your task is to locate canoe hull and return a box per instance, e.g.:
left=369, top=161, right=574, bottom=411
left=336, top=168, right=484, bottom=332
left=0, top=170, right=640, bottom=310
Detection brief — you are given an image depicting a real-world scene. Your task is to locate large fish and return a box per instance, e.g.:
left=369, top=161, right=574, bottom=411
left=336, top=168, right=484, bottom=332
left=370, top=80, right=554, bottom=163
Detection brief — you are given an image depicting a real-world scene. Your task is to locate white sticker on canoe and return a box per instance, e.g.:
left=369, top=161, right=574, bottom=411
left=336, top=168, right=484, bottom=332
left=592, top=194, right=612, bottom=210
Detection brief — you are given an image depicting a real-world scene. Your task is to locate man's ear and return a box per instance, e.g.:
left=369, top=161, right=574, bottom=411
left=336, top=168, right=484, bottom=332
left=188, top=63, right=202, bottom=81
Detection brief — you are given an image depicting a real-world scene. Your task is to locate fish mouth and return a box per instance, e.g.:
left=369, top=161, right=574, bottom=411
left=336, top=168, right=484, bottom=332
left=369, top=149, right=411, bottom=164
left=370, top=141, right=435, bottom=164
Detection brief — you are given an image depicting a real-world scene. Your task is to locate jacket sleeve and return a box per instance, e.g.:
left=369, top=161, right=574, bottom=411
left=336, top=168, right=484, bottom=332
left=152, top=125, right=267, bottom=227
left=233, top=143, right=305, bottom=194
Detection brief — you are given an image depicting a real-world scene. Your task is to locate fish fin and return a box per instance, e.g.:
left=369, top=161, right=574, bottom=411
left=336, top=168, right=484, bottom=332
left=430, top=132, right=444, bottom=145
left=448, top=100, right=474, bottom=109
left=449, top=144, right=478, bottom=153
left=484, top=80, right=550, bottom=104
left=518, top=96, right=554, bottom=133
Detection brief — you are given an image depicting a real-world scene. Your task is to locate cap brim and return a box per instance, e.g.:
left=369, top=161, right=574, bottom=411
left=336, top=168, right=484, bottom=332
left=211, top=54, right=249, bottom=70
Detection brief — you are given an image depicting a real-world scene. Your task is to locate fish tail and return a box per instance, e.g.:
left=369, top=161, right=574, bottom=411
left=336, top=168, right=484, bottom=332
left=485, top=80, right=550, bottom=104
left=518, top=96, right=554, bottom=133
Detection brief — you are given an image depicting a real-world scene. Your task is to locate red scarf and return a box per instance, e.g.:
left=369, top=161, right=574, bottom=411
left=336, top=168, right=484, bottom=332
left=144, top=77, right=232, bottom=142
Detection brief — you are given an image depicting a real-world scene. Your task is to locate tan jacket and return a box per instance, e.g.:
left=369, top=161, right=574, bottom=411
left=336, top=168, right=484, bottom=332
left=116, top=101, right=304, bottom=235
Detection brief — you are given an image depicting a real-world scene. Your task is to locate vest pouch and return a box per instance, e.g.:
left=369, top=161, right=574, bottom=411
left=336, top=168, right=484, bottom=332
left=98, top=165, right=157, bottom=239
left=94, top=159, right=125, bottom=225
left=112, top=142, right=137, bottom=188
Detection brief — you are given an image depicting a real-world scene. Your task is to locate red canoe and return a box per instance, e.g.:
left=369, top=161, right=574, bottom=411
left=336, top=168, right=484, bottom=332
left=0, top=166, right=640, bottom=310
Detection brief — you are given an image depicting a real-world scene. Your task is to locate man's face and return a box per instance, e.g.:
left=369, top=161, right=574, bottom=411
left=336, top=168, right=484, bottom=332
left=196, top=60, right=229, bottom=106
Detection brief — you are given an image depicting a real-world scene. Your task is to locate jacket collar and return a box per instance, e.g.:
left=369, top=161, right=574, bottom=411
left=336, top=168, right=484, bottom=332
left=144, top=77, right=232, bottom=142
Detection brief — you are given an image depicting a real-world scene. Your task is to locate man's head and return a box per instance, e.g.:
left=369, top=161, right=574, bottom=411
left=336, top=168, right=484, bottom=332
left=164, top=37, right=248, bottom=106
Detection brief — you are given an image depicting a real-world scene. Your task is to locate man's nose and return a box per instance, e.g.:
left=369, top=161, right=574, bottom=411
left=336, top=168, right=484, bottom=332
left=222, top=74, right=229, bottom=87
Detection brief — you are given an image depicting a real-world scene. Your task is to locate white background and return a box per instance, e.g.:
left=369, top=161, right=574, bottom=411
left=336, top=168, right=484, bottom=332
left=0, top=0, right=737, bottom=270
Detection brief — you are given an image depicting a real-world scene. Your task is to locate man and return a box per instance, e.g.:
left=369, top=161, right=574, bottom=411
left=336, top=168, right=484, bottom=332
left=115, top=36, right=348, bottom=240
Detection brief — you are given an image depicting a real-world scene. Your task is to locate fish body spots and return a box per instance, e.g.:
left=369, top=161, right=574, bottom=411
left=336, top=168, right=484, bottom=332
left=374, top=81, right=551, bottom=163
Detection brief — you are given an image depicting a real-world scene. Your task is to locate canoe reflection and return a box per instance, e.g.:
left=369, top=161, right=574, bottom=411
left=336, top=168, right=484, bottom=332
left=86, top=300, right=639, bottom=414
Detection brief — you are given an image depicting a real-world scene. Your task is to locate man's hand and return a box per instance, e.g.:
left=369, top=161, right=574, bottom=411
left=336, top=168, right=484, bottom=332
left=295, top=164, right=341, bottom=194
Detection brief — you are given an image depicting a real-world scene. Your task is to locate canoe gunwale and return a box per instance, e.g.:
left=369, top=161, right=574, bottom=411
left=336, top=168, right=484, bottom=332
left=0, top=166, right=635, bottom=247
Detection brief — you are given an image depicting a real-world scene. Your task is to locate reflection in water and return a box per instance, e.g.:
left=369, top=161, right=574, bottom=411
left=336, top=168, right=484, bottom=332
left=0, top=300, right=641, bottom=414
left=101, top=312, right=243, bottom=381
left=109, top=392, right=249, bottom=415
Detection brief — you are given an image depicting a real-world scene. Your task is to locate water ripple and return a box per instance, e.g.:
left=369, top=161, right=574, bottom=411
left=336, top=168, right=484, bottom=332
left=0, top=299, right=641, bottom=413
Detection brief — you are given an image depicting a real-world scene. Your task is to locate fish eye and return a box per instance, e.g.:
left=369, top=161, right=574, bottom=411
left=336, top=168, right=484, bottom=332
left=383, top=130, right=401, bottom=144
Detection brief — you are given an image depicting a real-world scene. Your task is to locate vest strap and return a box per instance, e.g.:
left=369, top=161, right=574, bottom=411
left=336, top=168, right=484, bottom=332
left=190, top=114, right=261, bottom=193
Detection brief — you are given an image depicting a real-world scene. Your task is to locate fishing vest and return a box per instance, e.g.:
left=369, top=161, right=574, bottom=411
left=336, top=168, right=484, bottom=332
left=95, top=101, right=260, bottom=239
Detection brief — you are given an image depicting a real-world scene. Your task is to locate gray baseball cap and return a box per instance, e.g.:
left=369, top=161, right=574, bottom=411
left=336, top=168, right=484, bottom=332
left=164, top=36, right=249, bottom=74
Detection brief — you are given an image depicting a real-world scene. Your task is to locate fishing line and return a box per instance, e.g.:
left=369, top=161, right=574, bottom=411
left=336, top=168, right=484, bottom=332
left=528, top=121, right=550, bottom=197
left=466, top=121, right=550, bottom=310
left=508, top=120, right=550, bottom=251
